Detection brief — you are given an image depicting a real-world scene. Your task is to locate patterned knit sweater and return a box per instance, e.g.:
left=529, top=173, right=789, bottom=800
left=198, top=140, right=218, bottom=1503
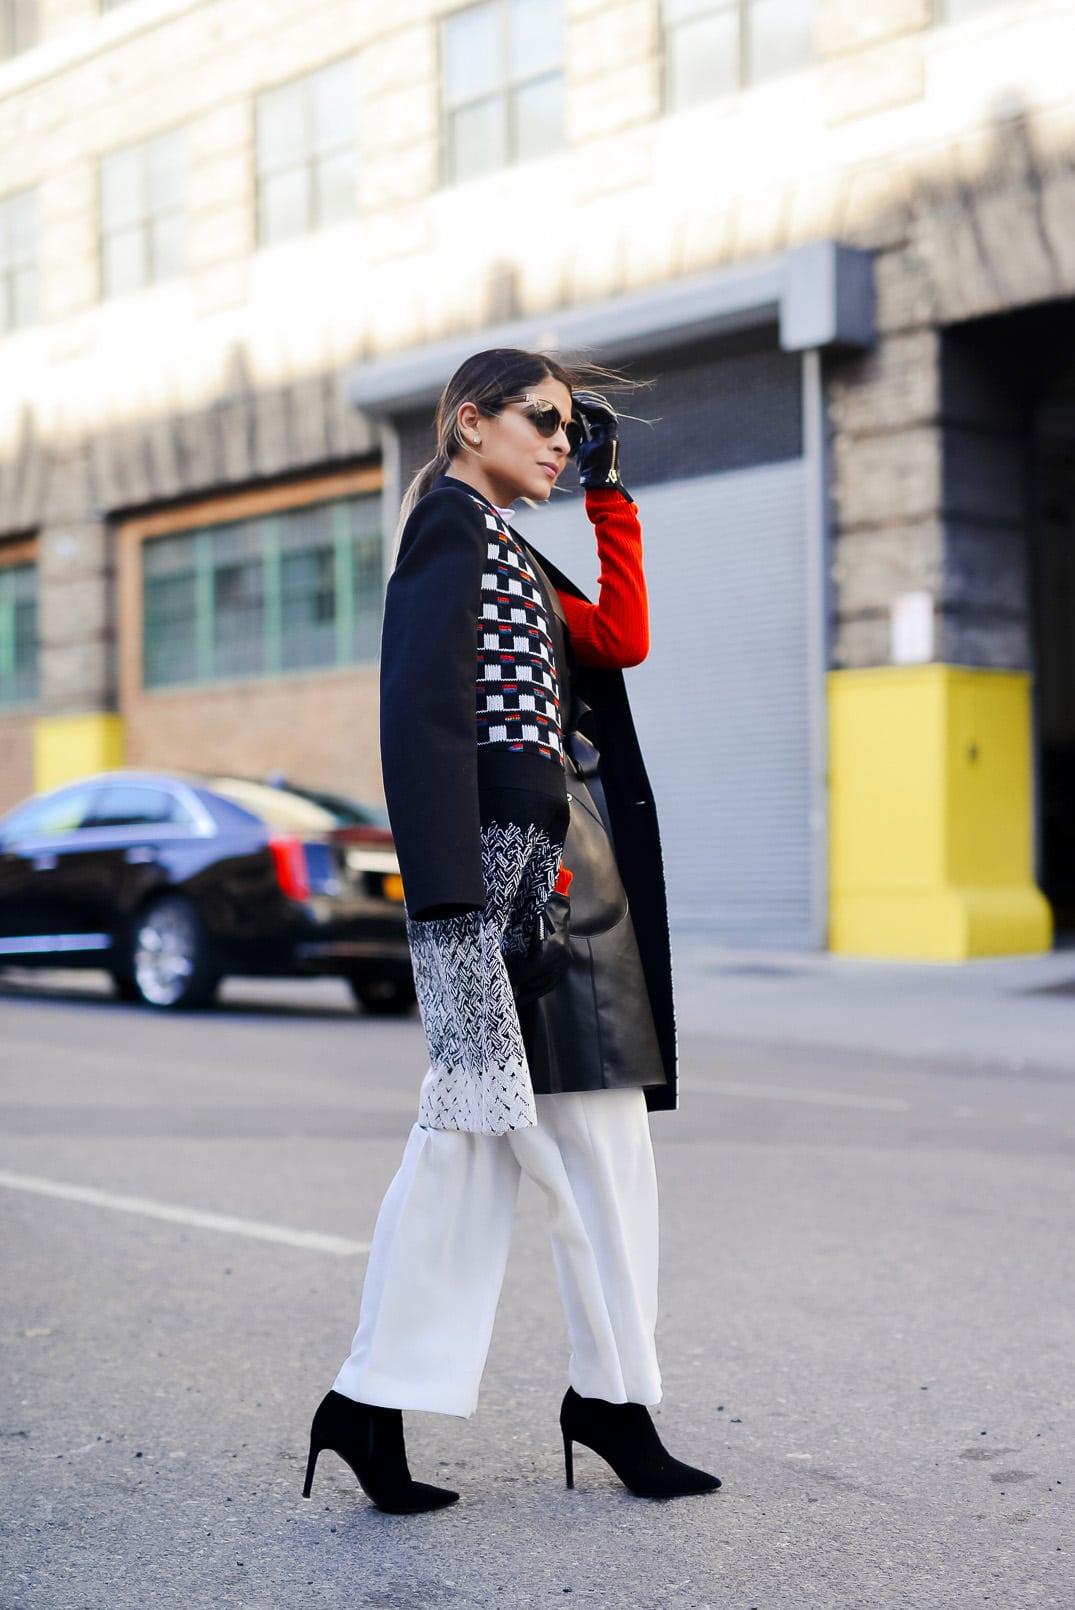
left=379, top=474, right=648, bottom=917
left=472, top=494, right=565, bottom=770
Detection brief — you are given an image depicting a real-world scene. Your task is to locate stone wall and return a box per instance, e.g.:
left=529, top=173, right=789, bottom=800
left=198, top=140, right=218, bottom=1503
left=5, top=0, right=1075, bottom=694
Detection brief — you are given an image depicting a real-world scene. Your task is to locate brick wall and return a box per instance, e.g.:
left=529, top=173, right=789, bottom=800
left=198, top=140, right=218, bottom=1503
left=122, top=664, right=383, bottom=805
left=0, top=712, right=35, bottom=814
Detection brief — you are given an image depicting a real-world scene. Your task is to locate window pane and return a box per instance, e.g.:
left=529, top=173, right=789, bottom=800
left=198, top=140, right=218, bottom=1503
left=312, top=60, right=356, bottom=155
left=100, top=146, right=145, bottom=231
left=315, top=150, right=356, bottom=227
left=946, top=0, right=1008, bottom=17
left=281, top=548, right=337, bottom=670
left=143, top=534, right=197, bottom=687
left=448, top=96, right=508, bottom=182
left=1, top=563, right=38, bottom=705
left=512, top=73, right=562, bottom=163
left=11, top=0, right=38, bottom=54
left=667, top=10, right=740, bottom=109
left=212, top=523, right=264, bottom=678
left=8, top=190, right=36, bottom=262
left=12, top=264, right=37, bottom=328
left=749, top=0, right=814, bottom=83
left=352, top=530, right=383, bottom=661
left=257, top=80, right=308, bottom=176
left=509, top=0, right=563, bottom=82
left=443, top=1, right=501, bottom=107
left=665, top=0, right=734, bottom=20
left=148, top=132, right=185, bottom=215
left=260, top=169, right=311, bottom=245
left=150, top=213, right=185, bottom=281
left=103, top=225, right=148, bottom=297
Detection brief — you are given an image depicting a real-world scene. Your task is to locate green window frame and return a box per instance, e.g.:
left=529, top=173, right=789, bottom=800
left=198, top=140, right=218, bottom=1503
left=663, top=0, right=815, bottom=112
left=0, top=560, right=39, bottom=707
left=141, top=494, right=383, bottom=690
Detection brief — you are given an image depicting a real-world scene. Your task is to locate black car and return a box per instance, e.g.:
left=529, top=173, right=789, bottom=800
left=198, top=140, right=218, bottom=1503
left=0, top=770, right=414, bottom=1013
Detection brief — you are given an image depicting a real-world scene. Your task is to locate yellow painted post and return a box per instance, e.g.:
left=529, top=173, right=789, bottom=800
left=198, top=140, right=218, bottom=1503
left=828, top=665, right=1052, bottom=960
left=33, top=713, right=126, bottom=794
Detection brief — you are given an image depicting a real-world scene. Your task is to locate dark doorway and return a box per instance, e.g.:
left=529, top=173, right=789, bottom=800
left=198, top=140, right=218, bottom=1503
left=943, top=300, right=1075, bottom=935
left=1035, top=372, right=1075, bottom=931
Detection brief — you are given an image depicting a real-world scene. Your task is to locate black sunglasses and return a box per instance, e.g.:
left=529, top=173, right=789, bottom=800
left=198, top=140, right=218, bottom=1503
left=507, top=395, right=584, bottom=455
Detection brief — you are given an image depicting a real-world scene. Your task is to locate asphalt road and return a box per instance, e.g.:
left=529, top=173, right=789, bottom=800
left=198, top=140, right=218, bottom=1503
left=1, top=967, right=1073, bottom=1610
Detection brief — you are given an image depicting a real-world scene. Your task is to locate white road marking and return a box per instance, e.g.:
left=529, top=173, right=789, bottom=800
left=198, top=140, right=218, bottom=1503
left=0, top=1170, right=368, bottom=1257
left=705, top=1081, right=910, bottom=1113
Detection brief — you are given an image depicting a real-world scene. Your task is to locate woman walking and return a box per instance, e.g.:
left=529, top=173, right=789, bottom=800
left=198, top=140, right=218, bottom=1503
left=304, top=348, right=719, bottom=1513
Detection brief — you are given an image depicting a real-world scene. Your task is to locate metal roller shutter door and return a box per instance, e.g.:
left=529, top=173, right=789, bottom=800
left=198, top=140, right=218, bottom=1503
left=515, top=460, right=814, bottom=947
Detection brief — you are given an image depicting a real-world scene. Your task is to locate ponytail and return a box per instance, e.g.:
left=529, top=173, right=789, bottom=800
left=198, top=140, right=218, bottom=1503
left=393, top=450, right=452, bottom=556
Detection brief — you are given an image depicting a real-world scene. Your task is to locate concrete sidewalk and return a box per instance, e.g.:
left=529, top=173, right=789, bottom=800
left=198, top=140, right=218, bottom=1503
left=672, top=937, right=1075, bottom=1074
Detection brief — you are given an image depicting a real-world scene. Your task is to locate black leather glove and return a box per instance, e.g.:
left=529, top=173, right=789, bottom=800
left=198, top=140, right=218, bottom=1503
left=572, top=391, right=630, bottom=499
left=507, top=891, right=571, bottom=1006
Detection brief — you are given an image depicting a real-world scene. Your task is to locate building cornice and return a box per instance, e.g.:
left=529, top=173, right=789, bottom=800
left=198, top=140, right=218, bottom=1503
left=348, top=242, right=874, bottom=415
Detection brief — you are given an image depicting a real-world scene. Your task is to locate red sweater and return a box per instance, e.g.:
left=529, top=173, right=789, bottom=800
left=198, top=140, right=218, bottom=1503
left=556, top=489, right=650, bottom=669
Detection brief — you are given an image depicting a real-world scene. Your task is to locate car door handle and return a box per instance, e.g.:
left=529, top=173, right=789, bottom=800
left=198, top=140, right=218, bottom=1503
left=124, top=846, right=156, bottom=865
left=32, top=854, right=58, bottom=871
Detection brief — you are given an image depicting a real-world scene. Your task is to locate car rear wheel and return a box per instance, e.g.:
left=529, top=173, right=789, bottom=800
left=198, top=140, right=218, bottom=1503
left=130, top=896, right=219, bottom=1009
left=349, top=976, right=417, bottom=1016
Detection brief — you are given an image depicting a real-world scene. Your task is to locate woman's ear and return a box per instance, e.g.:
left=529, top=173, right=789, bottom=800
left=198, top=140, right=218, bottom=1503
left=456, top=401, right=482, bottom=446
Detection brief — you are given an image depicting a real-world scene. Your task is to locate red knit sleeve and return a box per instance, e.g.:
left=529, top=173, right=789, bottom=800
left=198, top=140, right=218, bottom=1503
left=557, top=489, right=650, bottom=669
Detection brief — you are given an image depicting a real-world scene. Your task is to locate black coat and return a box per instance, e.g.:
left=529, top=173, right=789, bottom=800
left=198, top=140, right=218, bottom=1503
left=379, top=480, right=677, bottom=1112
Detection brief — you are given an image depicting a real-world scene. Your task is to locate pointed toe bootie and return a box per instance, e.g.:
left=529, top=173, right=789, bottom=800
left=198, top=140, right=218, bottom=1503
left=302, top=1390, right=459, bottom=1515
left=560, top=1387, right=721, bottom=1500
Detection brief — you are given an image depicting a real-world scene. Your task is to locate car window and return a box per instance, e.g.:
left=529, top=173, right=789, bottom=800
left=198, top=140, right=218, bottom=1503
left=86, top=785, right=195, bottom=829
left=208, top=778, right=336, bottom=833
left=1, top=785, right=99, bottom=839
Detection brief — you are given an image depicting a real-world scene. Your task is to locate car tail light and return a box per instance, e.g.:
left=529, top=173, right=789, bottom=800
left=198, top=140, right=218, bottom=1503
left=269, top=837, right=310, bottom=902
left=332, top=825, right=395, bottom=847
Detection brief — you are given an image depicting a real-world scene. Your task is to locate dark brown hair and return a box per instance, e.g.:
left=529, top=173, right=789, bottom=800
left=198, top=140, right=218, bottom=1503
left=398, top=347, right=626, bottom=527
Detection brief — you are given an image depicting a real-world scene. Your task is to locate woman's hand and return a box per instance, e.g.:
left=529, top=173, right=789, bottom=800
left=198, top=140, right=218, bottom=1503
left=572, top=392, right=627, bottom=496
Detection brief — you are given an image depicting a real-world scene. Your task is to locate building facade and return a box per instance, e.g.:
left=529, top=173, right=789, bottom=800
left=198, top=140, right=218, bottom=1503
left=1, top=0, right=1072, bottom=955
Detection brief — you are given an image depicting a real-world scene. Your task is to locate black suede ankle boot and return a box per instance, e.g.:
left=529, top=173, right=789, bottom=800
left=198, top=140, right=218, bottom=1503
left=560, top=1387, right=721, bottom=1499
left=302, top=1391, right=459, bottom=1514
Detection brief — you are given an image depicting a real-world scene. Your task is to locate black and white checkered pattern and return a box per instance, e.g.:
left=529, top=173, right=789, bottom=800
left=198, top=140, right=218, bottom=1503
left=472, top=499, right=563, bottom=765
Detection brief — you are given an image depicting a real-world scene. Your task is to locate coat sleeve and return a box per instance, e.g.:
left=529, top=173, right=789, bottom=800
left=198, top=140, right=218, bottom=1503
left=557, top=489, right=650, bottom=669
left=379, top=488, right=488, bottom=919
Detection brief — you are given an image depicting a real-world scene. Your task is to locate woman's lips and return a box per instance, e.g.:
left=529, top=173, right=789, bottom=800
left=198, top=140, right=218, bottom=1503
left=539, top=462, right=558, bottom=480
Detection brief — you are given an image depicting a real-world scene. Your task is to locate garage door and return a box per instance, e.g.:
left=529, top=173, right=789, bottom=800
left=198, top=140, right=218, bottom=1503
left=515, top=458, right=815, bottom=946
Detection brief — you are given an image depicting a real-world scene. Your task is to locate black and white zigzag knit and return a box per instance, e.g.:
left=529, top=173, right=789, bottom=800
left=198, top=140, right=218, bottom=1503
left=470, top=496, right=564, bottom=770
left=409, top=816, right=564, bottom=1135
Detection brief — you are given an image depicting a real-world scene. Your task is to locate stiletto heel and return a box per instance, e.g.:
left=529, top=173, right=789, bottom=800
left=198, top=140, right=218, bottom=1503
left=302, top=1440, right=319, bottom=1500
left=559, top=1388, right=720, bottom=1500
left=563, top=1430, right=574, bottom=1489
left=302, top=1391, right=459, bottom=1514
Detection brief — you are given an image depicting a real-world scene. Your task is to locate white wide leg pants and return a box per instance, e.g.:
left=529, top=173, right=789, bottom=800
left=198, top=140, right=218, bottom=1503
left=332, top=1087, right=662, bottom=1418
